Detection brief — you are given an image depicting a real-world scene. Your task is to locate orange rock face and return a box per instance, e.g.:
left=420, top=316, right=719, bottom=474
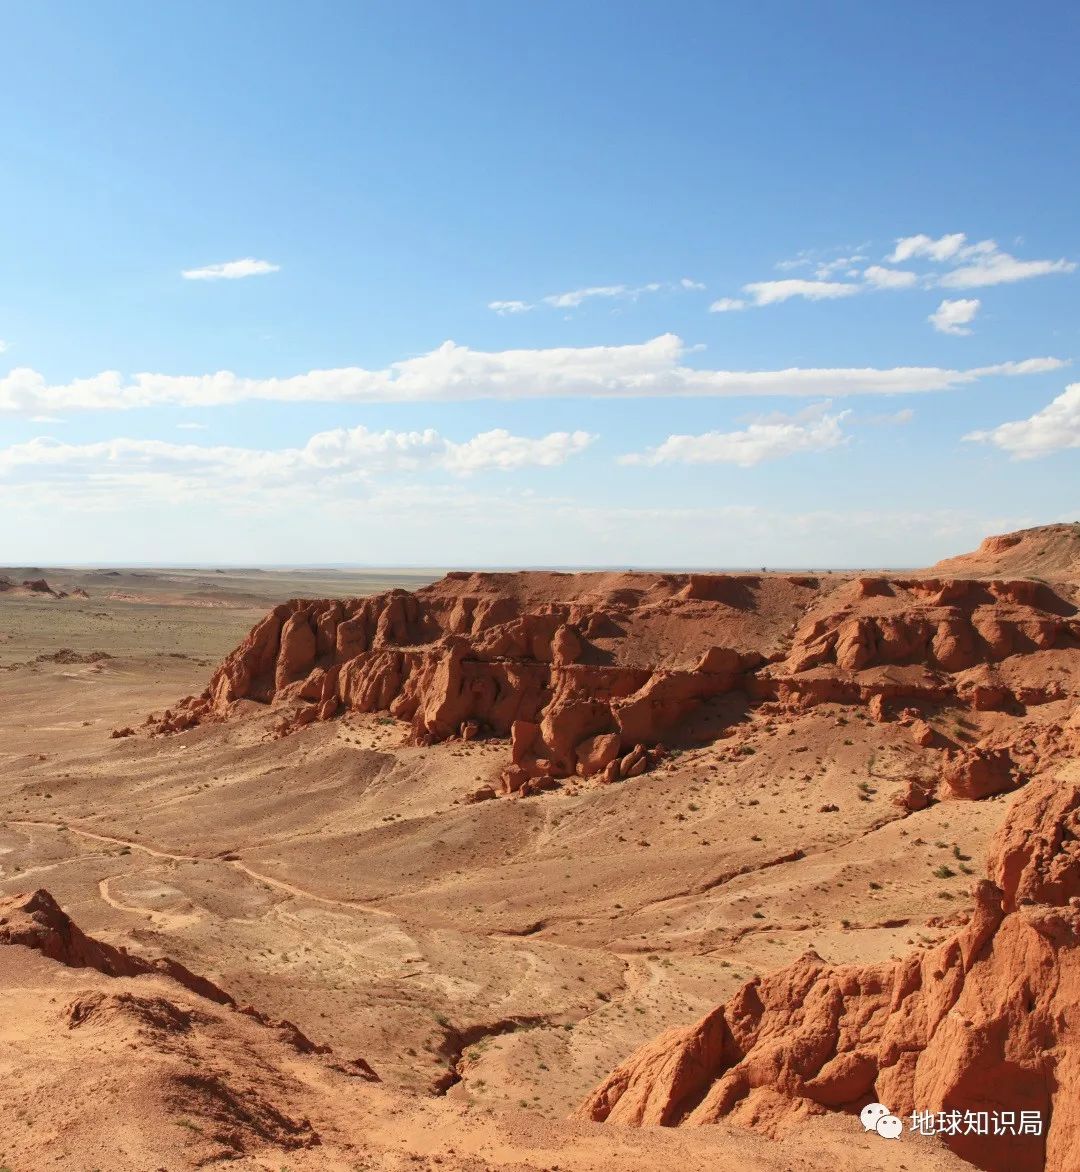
left=150, top=564, right=1079, bottom=803
left=578, top=768, right=1080, bottom=1171
left=149, top=571, right=818, bottom=786
left=768, top=576, right=1077, bottom=693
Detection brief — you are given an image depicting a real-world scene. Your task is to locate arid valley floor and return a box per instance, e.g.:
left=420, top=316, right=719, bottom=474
left=1, top=528, right=1078, bottom=1172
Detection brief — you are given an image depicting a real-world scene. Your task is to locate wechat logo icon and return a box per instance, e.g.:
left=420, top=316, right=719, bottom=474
left=861, top=1102, right=903, bottom=1139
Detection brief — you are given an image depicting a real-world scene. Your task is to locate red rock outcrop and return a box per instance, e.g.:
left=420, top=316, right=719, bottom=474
left=775, top=577, right=1076, bottom=677
left=149, top=571, right=816, bottom=786
left=941, top=745, right=1019, bottom=800
left=21, top=577, right=58, bottom=595
left=0, top=888, right=232, bottom=1001
left=148, top=551, right=1079, bottom=797
left=930, top=523, right=1080, bottom=581
left=0, top=575, right=66, bottom=598
left=578, top=766, right=1080, bottom=1171
left=0, top=888, right=377, bottom=1078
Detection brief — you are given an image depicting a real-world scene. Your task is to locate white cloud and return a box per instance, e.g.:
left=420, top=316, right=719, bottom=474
left=0, top=338, right=1064, bottom=414
left=28, top=415, right=66, bottom=424
left=887, top=233, right=1075, bottom=288
left=720, top=232, right=1074, bottom=314
left=930, top=298, right=981, bottom=335
left=863, top=265, right=918, bottom=289
left=622, top=404, right=850, bottom=467
left=176, top=422, right=209, bottom=430
left=543, top=283, right=659, bottom=309
left=740, top=277, right=857, bottom=307
left=742, top=278, right=861, bottom=305
left=0, top=450, right=1056, bottom=569
left=719, top=265, right=916, bottom=311
left=443, top=428, right=593, bottom=471
left=489, top=279, right=701, bottom=313
left=814, top=255, right=866, bottom=278
left=0, top=335, right=1058, bottom=417
left=0, top=426, right=595, bottom=508
left=181, top=258, right=280, bottom=281
left=965, top=383, right=1080, bottom=459
left=939, top=252, right=1075, bottom=289
left=887, top=233, right=968, bottom=263
left=0, top=340, right=8, bottom=354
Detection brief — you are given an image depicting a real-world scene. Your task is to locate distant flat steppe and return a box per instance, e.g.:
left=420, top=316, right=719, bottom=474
left=0, top=565, right=439, bottom=664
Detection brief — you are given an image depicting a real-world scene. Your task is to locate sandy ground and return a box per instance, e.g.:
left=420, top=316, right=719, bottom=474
left=0, top=569, right=1021, bottom=1170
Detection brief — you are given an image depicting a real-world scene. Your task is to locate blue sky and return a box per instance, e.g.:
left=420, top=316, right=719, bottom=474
left=1, top=1, right=1077, bottom=567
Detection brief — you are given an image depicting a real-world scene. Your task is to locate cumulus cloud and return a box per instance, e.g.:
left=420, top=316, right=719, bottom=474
left=741, top=278, right=861, bottom=305
left=622, top=404, right=850, bottom=467
left=0, top=426, right=595, bottom=507
left=488, top=279, right=702, bottom=313
left=965, top=384, right=1080, bottom=459
left=930, top=298, right=981, bottom=335
left=863, top=265, right=918, bottom=289
left=887, top=233, right=969, bottom=263
left=181, top=258, right=280, bottom=280
left=0, top=337, right=1065, bottom=414
left=714, top=264, right=915, bottom=311
left=940, top=252, right=1075, bottom=289
left=719, top=232, right=1074, bottom=314
left=887, top=233, right=1075, bottom=288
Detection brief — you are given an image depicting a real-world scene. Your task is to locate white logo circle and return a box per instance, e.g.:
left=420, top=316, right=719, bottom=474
left=860, top=1102, right=890, bottom=1131
left=876, top=1113, right=903, bottom=1140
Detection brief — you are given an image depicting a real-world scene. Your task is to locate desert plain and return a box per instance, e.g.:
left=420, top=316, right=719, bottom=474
left=1, top=526, right=1077, bottom=1172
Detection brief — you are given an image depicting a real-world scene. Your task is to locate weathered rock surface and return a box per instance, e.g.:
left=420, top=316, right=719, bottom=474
left=0, top=888, right=233, bottom=1000
left=578, top=765, right=1080, bottom=1171
left=149, top=571, right=814, bottom=785
left=930, top=522, right=1080, bottom=581
left=149, top=551, right=1079, bottom=800
left=0, top=888, right=377, bottom=1077
left=761, top=575, right=1079, bottom=712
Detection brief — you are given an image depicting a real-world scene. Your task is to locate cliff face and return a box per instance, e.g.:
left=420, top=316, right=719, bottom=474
left=148, top=557, right=1078, bottom=800
left=929, top=523, right=1080, bottom=581
left=577, top=758, right=1080, bottom=1172
left=148, top=571, right=819, bottom=791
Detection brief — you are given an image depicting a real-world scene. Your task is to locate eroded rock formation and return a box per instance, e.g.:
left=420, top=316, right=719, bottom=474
left=0, top=888, right=233, bottom=1001
left=758, top=575, right=1079, bottom=712
left=578, top=762, right=1080, bottom=1172
left=0, top=888, right=378, bottom=1078
left=149, top=571, right=812, bottom=789
left=147, top=551, right=1079, bottom=799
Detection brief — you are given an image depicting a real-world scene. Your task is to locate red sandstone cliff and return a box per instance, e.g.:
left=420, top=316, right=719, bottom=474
left=148, top=551, right=1078, bottom=801
left=148, top=571, right=817, bottom=790
left=577, top=754, right=1080, bottom=1172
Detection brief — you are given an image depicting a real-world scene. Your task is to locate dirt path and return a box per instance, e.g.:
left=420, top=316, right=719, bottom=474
left=6, top=818, right=397, bottom=921
left=228, top=858, right=397, bottom=919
